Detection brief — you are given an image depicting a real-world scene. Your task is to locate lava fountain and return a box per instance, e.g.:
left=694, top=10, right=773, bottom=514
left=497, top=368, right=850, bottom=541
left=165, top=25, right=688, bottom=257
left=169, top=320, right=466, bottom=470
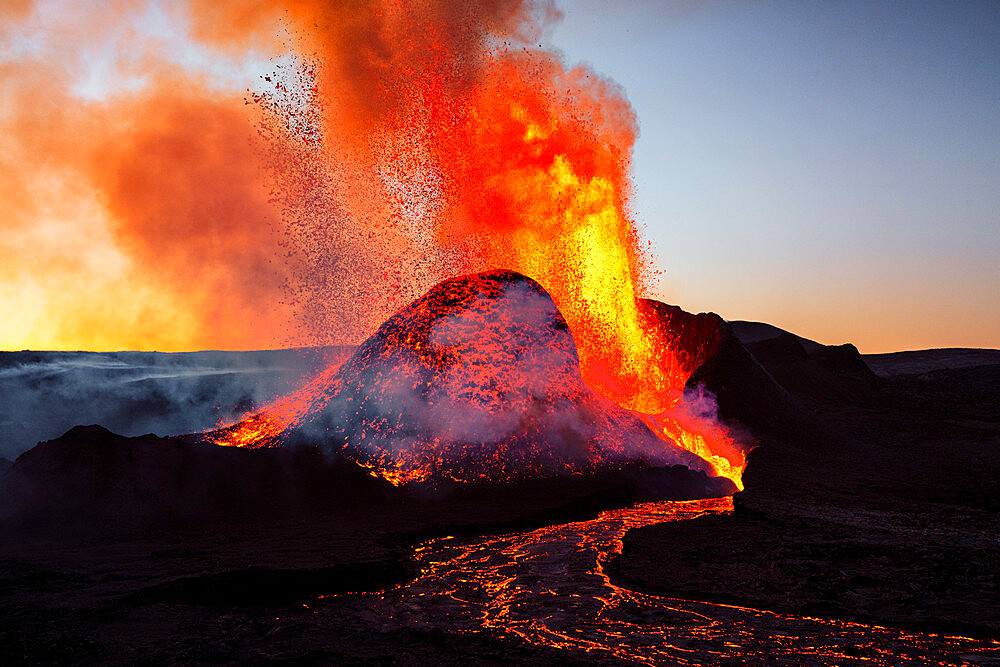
left=196, top=0, right=747, bottom=489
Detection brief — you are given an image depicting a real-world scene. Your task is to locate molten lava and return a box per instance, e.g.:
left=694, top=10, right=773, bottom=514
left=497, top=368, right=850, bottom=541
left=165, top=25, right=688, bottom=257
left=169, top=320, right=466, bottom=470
left=330, top=497, right=998, bottom=664
left=210, top=367, right=340, bottom=450
left=424, top=50, right=686, bottom=417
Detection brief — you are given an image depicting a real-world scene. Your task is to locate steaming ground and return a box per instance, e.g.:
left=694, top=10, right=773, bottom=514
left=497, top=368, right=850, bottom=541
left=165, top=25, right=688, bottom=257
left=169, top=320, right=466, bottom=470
left=0, top=347, right=352, bottom=461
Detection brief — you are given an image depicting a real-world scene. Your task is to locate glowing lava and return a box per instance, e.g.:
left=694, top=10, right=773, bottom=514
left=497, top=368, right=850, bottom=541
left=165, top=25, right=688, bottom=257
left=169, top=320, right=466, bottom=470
left=425, top=51, right=685, bottom=417
left=309, top=497, right=998, bottom=664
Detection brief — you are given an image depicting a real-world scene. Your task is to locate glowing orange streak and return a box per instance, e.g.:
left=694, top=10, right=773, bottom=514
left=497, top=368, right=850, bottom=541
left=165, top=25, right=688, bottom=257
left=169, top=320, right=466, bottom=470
left=639, top=413, right=746, bottom=492
left=210, top=363, right=341, bottom=449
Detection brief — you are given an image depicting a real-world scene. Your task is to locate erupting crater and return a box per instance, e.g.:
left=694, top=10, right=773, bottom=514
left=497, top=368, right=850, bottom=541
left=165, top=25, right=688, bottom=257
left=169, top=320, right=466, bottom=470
left=210, top=271, right=743, bottom=491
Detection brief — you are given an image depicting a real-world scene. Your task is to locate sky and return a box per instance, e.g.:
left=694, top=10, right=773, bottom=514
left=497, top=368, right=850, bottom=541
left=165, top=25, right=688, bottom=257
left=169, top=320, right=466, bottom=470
left=546, top=0, right=1000, bottom=352
left=1, top=1, right=998, bottom=354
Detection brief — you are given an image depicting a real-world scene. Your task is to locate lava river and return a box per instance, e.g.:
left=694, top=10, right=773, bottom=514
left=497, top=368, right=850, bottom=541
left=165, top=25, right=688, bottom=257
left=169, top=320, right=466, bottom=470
left=293, top=499, right=998, bottom=665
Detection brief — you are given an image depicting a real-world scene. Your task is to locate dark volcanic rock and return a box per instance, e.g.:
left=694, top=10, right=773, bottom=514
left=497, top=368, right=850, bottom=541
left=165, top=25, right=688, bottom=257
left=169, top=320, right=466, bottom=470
left=864, top=347, right=1000, bottom=377
left=0, top=424, right=731, bottom=664
left=743, top=334, right=880, bottom=405
left=298, top=271, right=712, bottom=483
left=640, top=300, right=729, bottom=375
left=0, top=425, right=392, bottom=533
left=2, top=272, right=738, bottom=538
left=729, top=319, right=822, bottom=351
left=6, top=281, right=997, bottom=657
left=809, top=343, right=878, bottom=384
left=642, top=300, right=830, bottom=458
left=0, top=429, right=732, bottom=539
left=609, top=327, right=1000, bottom=637
left=607, top=493, right=1000, bottom=637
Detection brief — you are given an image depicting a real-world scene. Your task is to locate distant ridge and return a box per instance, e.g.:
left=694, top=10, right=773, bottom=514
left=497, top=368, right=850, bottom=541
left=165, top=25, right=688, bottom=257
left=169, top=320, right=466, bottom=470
left=864, top=348, right=1000, bottom=377
left=0, top=347, right=356, bottom=461
left=727, top=320, right=823, bottom=351
left=728, top=321, right=1000, bottom=379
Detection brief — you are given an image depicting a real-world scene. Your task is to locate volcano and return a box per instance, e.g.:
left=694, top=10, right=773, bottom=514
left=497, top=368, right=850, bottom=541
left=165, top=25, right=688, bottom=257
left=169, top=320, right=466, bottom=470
left=211, top=270, right=723, bottom=486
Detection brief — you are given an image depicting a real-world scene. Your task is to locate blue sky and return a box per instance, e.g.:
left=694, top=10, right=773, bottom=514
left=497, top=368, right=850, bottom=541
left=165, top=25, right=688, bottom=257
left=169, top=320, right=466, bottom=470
left=545, top=1, right=999, bottom=351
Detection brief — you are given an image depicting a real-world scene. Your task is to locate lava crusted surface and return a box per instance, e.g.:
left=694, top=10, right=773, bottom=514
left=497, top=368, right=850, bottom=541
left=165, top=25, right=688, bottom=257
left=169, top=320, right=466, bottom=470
left=298, top=270, right=711, bottom=483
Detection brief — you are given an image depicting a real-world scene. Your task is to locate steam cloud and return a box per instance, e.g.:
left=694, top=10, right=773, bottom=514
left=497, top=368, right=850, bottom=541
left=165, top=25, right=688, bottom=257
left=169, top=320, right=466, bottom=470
left=0, top=1, right=563, bottom=350
left=0, top=349, right=347, bottom=461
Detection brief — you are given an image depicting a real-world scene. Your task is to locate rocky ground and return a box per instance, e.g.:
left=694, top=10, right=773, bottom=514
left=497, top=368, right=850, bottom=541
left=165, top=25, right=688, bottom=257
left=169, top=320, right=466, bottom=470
left=0, top=427, right=725, bottom=664
left=609, top=331, right=1000, bottom=638
left=0, top=275, right=747, bottom=664
left=2, top=303, right=997, bottom=662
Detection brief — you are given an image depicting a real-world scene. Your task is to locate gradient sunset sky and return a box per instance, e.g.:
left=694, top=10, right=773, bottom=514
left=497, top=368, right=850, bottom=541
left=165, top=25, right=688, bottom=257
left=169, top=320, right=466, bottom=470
left=2, top=1, right=998, bottom=353
left=549, top=0, right=999, bottom=352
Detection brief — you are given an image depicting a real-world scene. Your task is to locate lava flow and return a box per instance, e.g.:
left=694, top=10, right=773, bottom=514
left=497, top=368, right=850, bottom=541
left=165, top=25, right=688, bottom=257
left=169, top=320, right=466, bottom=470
left=295, top=497, right=997, bottom=665
left=193, top=0, right=747, bottom=488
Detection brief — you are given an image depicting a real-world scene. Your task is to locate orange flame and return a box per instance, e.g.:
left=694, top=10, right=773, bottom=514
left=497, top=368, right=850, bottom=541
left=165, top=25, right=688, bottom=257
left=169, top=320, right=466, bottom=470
left=424, top=51, right=687, bottom=415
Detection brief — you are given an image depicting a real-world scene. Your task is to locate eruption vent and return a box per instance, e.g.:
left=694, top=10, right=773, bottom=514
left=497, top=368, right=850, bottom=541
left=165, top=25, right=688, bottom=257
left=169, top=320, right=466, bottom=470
left=212, top=0, right=748, bottom=487
left=237, top=1, right=748, bottom=486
